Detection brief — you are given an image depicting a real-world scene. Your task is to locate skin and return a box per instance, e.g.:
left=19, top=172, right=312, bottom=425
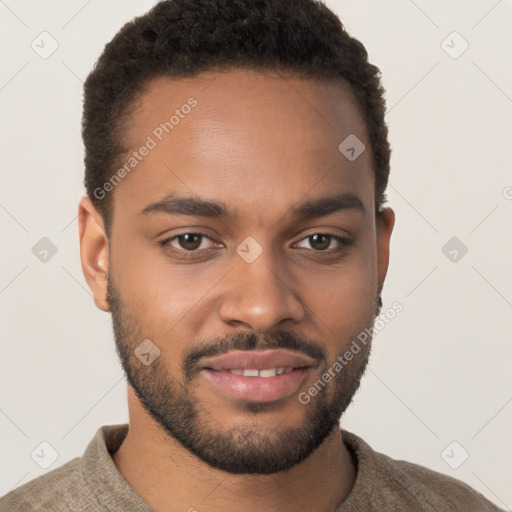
left=78, top=69, right=395, bottom=512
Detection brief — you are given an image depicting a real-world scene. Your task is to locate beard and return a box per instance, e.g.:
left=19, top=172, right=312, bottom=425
left=107, top=273, right=381, bottom=475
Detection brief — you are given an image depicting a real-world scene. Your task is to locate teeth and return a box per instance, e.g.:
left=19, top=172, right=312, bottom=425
left=259, top=368, right=278, bottom=377
left=227, top=367, right=293, bottom=377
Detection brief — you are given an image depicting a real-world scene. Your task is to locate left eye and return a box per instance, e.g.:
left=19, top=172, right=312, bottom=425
left=293, top=233, right=349, bottom=252
left=163, top=233, right=215, bottom=252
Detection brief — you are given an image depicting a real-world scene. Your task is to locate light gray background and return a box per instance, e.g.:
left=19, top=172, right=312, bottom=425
left=1, top=0, right=511, bottom=508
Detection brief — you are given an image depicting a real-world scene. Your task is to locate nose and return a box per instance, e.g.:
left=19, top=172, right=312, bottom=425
left=218, top=243, right=305, bottom=332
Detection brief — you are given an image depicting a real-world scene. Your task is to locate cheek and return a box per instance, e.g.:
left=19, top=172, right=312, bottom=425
left=109, top=241, right=178, bottom=335
left=303, top=245, right=378, bottom=359
left=112, top=241, right=228, bottom=346
left=323, top=267, right=377, bottom=323
left=307, top=237, right=377, bottom=313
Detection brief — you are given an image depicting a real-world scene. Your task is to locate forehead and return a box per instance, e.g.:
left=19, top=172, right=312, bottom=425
left=112, top=68, right=374, bottom=224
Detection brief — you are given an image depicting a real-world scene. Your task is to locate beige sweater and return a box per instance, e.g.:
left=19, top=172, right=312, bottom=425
left=0, top=424, right=505, bottom=511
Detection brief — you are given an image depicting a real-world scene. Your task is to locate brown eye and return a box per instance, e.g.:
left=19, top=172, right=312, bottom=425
left=295, top=233, right=350, bottom=252
left=159, top=232, right=218, bottom=260
left=174, top=233, right=204, bottom=251
left=308, top=234, right=331, bottom=250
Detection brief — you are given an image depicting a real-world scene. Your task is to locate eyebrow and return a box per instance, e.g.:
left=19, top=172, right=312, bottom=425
left=139, top=192, right=365, bottom=220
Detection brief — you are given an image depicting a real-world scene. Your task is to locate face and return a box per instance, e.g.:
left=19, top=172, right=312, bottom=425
left=81, top=68, right=394, bottom=475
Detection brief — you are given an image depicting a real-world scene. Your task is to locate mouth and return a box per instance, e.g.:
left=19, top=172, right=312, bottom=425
left=204, top=366, right=305, bottom=377
left=200, top=348, right=316, bottom=372
left=199, top=349, right=315, bottom=402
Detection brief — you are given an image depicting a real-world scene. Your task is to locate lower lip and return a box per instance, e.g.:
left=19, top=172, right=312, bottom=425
left=201, top=368, right=310, bottom=403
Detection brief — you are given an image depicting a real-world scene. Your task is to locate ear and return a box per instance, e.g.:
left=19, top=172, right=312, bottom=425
left=375, top=206, right=395, bottom=293
left=78, top=196, right=110, bottom=312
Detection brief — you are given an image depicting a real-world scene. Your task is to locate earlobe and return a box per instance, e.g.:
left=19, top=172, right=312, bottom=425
left=376, top=206, right=395, bottom=293
left=78, top=196, right=110, bottom=312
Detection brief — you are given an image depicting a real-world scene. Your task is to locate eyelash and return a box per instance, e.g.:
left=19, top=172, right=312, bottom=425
left=159, top=232, right=353, bottom=260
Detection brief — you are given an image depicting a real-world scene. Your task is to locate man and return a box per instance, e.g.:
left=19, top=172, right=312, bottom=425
left=0, top=0, right=504, bottom=511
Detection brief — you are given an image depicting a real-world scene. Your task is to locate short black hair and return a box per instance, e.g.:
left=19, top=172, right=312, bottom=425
left=82, top=0, right=390, bottom=238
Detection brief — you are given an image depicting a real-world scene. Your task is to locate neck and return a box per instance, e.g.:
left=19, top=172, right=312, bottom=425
left=112, top=390, right=357, bottom=512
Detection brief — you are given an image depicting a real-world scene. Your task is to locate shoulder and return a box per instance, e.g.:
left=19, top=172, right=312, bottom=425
left=0, top=456, right=101, bottom=512
left=376, top=452, right=503, bottom=511
left=342, top=430, right=505, bottom=512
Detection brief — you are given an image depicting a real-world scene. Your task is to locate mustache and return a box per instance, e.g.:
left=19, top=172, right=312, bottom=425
left=182, top=331, right=326, bottom=381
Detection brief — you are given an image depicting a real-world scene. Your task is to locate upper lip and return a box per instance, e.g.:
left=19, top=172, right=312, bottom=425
left=201, top=349, right=316, bottom=371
